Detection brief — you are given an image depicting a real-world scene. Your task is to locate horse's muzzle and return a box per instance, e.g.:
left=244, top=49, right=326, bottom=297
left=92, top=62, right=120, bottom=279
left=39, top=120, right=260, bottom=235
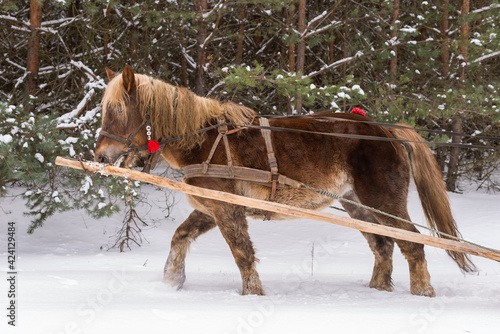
left=95, top=152, right=127, bottom=166
left=95, top=152, right=146, bottom=169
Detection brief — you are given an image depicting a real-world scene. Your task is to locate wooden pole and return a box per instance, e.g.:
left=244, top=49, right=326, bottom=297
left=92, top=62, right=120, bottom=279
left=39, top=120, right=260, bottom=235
left=55, top=157, right=500, bottom=262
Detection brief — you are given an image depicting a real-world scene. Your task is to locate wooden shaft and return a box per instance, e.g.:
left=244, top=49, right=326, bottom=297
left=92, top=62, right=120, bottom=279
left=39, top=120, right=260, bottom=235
left=55, top=157, right=500, bottom=262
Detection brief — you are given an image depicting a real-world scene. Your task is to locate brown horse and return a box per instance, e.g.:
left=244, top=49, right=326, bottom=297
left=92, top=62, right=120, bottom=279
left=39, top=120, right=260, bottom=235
left=95, top=65, right=474, bottom=297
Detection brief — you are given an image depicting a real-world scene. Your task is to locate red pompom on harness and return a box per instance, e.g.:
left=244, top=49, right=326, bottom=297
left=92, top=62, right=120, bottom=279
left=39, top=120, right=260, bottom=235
left=148, top=140, right=160, bottom=153
left=352, top=107, right=366, bottom=116
left=146, top=122, right=160, bottom=153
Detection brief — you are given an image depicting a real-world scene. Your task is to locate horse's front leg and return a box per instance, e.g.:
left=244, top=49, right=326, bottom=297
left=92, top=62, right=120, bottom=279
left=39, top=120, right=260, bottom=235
left=212, top=203, right=265, bottom=296
left=164, top=210, right=216, bottom=289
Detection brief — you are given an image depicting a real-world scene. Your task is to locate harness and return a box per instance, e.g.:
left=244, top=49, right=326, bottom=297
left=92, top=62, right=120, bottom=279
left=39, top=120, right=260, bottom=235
left=181, top=117, right=303, bottom=220
left=99, top=111, right=303, bottom=219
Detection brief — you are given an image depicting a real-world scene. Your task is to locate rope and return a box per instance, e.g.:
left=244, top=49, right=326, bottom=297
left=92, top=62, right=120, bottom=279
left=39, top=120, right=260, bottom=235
left=223, top=122, right=500, bottom=151
left=135, top=118, right=499, bottom=152
left=300, top=184, right=500, bottom=257
left=146, top=119, right=498, bottom=250
left=262, top=114, right=500, bottom=142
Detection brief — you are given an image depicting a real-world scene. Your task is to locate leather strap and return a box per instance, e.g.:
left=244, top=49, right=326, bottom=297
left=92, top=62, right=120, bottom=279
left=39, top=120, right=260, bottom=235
left=259, top=118, right=279, bottom=176
left=202, top=117, right=243, bottom=176
left=259, top=117, right=280, bottom=220
left=182, top=117, right=305, bottom=216
left=182, top=164, right=304, bottom=189
left=202, top=132, right=224, bottom=173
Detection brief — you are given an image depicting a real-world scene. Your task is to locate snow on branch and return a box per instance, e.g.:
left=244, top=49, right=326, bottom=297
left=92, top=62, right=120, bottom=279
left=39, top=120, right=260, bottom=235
left=5, top=58, right=25, bottom=71
left=472, top=51, right=500, bottom=63
left=13, top=72, right=29, bottom=90
left=206, top=81, right=225, bottom=97
left=202, top=0, right=228, bottom=19
left=57, top=88, right=96, bottom=127
left=181, top=45, right=197, bottom=69
left=472, top=3, right=500, bottom=14
left=41, top=16, right=82, bottom=28
left=256, top=35, right=275, bottom=55
left=301, top=20, right=342, bottom=39
left=305, top=56, right=356, bottom=79
left=0, top=14, right=29, bottom=27
left=307, top=10, right=328, bottom=28
left=56, top=61, right=106, bottom=129
left=70, top=60, right=101, bottom=82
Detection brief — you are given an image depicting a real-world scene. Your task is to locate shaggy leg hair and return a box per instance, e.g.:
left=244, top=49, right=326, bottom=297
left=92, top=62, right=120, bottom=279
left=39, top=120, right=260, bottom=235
left=164, top=210, right=216, bottom=289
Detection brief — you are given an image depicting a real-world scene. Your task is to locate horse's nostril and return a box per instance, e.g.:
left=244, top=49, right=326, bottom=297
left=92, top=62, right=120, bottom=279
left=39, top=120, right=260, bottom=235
left=97, top=155, right=108, bottom=164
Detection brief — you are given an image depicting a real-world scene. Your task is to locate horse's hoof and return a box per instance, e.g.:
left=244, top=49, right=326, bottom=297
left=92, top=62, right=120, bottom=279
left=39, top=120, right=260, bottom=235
left=242, top=287, right=265, bottom=296
left=242, top=272, right=265, bottom=295
left=411, top=284, right=436, bottom=297
left=163, top=270, right=186, bottom=290
left=369, top=279, right=394, bottom=292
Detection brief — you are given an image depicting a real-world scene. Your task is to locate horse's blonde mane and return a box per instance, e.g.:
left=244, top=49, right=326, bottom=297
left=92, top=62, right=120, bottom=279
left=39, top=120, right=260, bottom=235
left=101, top=72, right=256, bottom=150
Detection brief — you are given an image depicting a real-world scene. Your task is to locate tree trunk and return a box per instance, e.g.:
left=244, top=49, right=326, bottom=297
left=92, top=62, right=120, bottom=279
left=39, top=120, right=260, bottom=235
left=440, top=0, right=450, bottom=78
left=103, top=0, right=116, bottom=63
left=180, top=27, right=188, bottom=87
left=286, top=1, right=296, bottom=115
left=195, top=0, right=208, bottom=96
left=280, top=7, right=288, bottom=70
left=446, top=113, right=463, bottom=192
left=235, top=4, right=245, bottom=65
left=287, top=1, right=296, bottom=72
left=389, top=0, right=400, bottom=83
left=26, top=0, right=42, bottom=98
left=459, top=0, right=470, bottom=82
left=130, top=0, right=138, bottom=62
left=341, top=7, right=348, bottom=87
left=295, top=0, right=306, bottom=114
left=328, top=8, right=336, bottom=83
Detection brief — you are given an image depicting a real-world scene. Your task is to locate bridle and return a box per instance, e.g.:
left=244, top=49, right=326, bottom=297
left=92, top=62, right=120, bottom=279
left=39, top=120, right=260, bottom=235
left=99, top=116, right=150, bottom=154
left=97, top=90, right=179, bottom=173
left=101, top=107, right=158, bottom=148
left=98, top=111, right=161, bottom=173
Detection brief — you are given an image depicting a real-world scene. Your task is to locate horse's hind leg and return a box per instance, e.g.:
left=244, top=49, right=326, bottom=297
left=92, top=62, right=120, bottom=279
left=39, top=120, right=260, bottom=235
left=212, top=203, right=264, bottom=296
left=164, top=209, right=216, bottom=289
left=354, top=185, right=435, bottom=297
left=341, top=190, right=395, bottom=292
left=373, top=210, right=435, bottom=297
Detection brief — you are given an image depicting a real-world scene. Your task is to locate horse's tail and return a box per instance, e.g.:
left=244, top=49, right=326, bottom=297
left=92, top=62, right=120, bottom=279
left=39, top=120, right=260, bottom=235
left=389, top=124, right=476, bottom=273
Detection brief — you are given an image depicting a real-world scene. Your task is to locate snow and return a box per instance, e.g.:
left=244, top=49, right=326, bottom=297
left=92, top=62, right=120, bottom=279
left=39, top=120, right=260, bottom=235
left=337, top=92, right=350, bottom=99
left=34, top=153, right=44, bottom=163
left=470, top=39, right=482, bottom=46
left=401, top=26, right=417, bottom=34
left=0, top=134, right=12, bottom=144
left=80, top=176, right=93, bottom=194
left=351, top=85, right=365, bottom=96
left=1, top=183, right=499, bottom=334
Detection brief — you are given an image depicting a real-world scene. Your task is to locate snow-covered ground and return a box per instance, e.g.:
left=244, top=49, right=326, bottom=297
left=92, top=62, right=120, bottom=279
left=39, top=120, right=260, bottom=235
left=1, top=182, right=499, bottom=334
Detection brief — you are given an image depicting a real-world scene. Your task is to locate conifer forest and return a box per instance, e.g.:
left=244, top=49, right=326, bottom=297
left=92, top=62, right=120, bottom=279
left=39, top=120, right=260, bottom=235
left=0, top=0, right=499, bottom=231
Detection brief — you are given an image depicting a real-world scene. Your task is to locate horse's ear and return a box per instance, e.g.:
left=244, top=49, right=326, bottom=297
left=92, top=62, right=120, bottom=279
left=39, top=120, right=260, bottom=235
left=121, top=64, right=136, bottom=93
left=105, top=67, right=117, bottom=81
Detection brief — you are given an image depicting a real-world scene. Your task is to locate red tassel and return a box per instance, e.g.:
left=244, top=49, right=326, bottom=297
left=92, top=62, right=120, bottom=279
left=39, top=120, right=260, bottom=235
left=352, top=107, right=366, bottom=116
left=148, top=140, right=160, bottom=153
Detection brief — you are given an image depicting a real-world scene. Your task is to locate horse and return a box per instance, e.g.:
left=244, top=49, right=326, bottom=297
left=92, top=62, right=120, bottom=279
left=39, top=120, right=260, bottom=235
left=94, top=65, right=474, bottom=297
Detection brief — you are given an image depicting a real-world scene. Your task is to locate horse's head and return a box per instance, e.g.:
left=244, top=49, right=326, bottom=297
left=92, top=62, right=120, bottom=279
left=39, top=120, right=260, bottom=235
left=94, top=65, right=148, bottom=168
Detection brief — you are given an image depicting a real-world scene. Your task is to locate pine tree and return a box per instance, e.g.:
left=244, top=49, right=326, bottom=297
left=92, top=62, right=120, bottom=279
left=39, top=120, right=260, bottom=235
left=1, top=0, right=499, bottom=233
